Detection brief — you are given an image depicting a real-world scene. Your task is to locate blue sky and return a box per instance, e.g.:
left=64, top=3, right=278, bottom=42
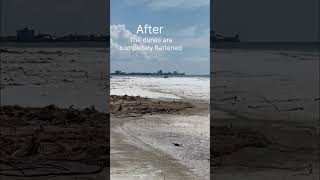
left=110, top=0, right=210, bottom=75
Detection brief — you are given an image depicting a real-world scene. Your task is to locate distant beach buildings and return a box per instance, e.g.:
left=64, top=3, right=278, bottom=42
left=211, top=31, right=240, bottom=42
left=112, top=70, right=185, bottom=76
left=2, top=27, right=237, bottom=44
left=0, top=27, right=109, bottom=42
left=16, top=27, right=35, bottom=41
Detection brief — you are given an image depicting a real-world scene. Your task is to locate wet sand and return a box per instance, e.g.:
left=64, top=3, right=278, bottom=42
left=0, top=47, right=110, bottom=179
left=0, top=105, right=109, bottom=179
left=0, top=47, right=109, bottom=112
left=212, top=109, right=318, bottom=180
left=211, top=48, right=319, bottom=179
left=110, top=95, right=210, bottom=180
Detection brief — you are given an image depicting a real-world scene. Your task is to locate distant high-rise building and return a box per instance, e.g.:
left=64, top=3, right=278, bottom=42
left=16, top=27, right=35, bottom=41
left=115, top=70, right=122, bottom=75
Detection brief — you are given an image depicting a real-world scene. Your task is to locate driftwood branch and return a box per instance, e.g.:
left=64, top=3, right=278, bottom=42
left=0, top=161, right=108, bottom=177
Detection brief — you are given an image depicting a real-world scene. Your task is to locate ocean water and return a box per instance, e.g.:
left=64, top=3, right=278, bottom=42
left=111, top=76, right=210, bottom=101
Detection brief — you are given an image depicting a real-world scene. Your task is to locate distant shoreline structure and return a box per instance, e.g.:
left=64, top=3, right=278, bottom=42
left=211, top=31, right=240, bottom=43
left=111, top=70, right=186, bottom=77
left=0, top=27, right=109, bottom=43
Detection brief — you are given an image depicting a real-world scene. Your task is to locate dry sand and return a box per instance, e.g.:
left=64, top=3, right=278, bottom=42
left=110, top=95, right=210, bottom=180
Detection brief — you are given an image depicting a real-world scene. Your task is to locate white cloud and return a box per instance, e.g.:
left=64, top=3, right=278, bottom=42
left=110, top=24, right=209, bottom=74
left=110, top=24, right=134, bottom=41
left=110, top=24, right=209, bottom=67
left=110, top=24, right=158, bottom=61
left=124, top=0, right=209, bottom=10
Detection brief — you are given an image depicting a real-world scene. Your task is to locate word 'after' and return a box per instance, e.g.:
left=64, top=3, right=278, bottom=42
left=136, top=24, right=164, bottom=35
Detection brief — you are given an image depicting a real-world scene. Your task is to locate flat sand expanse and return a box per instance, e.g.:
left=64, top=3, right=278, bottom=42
left=1, top=47, right=319, bottom=179
left=1, top=47, right=211, bottom=179
left=1, top=48, right=109, bottom=112
left=110, top=95, right=210, bottom=180
left=211, top=49, right=319, bottom=179
left=1, top=47, right=110, bottom=179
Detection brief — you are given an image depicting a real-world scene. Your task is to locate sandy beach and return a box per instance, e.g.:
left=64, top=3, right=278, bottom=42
left=1, top=47, right=109, bottom=112
left=211, top=48, right=319, bottom=179
left=1, top=46, right=318, bottom=180
left=1, top=47, right=211, bottom=179
left=110, top=96, right=209, bottom=179
left=0, top=47, right=110, bottom=179
left=110, top=77, right=210, bottom=180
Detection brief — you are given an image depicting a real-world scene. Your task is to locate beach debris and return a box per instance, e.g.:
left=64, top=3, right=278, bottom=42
left=110, top=95, right=192, bottom=115
left=260, top=97, right=281, bottom=112
left=173, top=143, right=182, bottom=147
left=117, top=104, right=123, bottom=111
left=282, top=107, right=304, bottom=112
left=40, top=57, right=53, bottom=60
left=283, top=98, right=301, bottom=102
left=294, top=163, right=313, bottom=176
left=35, top=50, right=64, bottom=56
left=248, top=105, right=268, bottom=109
left=71, top=69, right=85, bottom=73
left=214, top=96, right=239, bottom=102
left=212, top=126, right=271, bottom=156
left=306, top=163, right=313, bottom=175
left=83, top=106, right=97, bottom=114
left=0, top=49, right=67, bottom=55
left=7, top=83, right=24, bottom=86
left=19, top=60, right=52, bottom=64
left=63, top=79, right=73, bottom=83
left=0, top=48, right=22, bottom=54
left=0, top=105, right=109, bottom=176
left=84, top=72, right=89, bottom=79
left=11, top=129, right=42, bottom=158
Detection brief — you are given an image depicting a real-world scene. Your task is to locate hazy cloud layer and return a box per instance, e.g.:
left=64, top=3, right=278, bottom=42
left=124, top=0, right=209, bottom=10
left=212, top=0, right=318, bottom=41
left=110, top=24, right=159, bottom=61
left=1, top=0, right=109, bottom=36
left=177, top=25, right=209, bottom=48
left=111, top=24, right=209, bottom=61
left=111, top=24, right=209, bottom=74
